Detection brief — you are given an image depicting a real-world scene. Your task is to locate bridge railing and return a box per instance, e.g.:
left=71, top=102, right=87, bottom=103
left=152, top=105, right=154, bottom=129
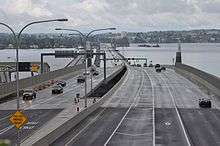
left=175, top=63, right=220, bottom=96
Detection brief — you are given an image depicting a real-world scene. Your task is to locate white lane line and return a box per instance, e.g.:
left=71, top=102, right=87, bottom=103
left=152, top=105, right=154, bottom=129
left=65, top=108, right=106, bottom=146
left=0, top=115, right=10, bottom=121
left=159, top=74, right=191, bottom=146
left=143, top=68, right=155, bottom=146
left=115, top=132, right=151, bottom=137
left=104, top=68, right=144, bottom=146
left=0, top=125, right=14, bottom=135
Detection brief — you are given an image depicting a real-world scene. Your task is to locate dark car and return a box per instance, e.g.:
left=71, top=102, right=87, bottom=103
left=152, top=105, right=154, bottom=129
left=149, top=64, right=153, bottom=67
left=155, top=64, right=160, bottom=68
left=77, top=75, right=85, bottom=83
left=143, top=63, right=147, bottom=67
left=23, top=89, right=36, bottom=100
left=161, top=67, right=166, bottom=71
left=52, top=85, right=63, bottom=94
left=90, top=67, right=96, bottom=72
left=92, top=70, right=99, bottom=76
left=136, top=64, right=141, bottom=67
left=57, top=80, right=66, bottom=87
left=156, top=68, right=161, bottom=73
left=199, top=99, right=211, bottom=108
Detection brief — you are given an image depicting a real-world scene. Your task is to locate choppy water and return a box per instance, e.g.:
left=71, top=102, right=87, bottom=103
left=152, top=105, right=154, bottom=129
left=118, top=43, right=220, bottom=77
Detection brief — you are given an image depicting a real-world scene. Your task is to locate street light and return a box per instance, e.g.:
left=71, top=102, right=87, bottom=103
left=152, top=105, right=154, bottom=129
left=55, top=27, right=116, bottom=108
left=0, top=18, right=67, bottom=146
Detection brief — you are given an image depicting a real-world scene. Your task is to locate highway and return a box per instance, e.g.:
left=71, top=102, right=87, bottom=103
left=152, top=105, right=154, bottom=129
left=0, top=66, right=120, bottom=145
left=52, top=66, right=220, bottom=146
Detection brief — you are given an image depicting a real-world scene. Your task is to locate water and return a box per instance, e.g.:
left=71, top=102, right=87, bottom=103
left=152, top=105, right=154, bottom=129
left=0, top=43, right=219, bottom=79
left=0, top=48, right=75, bottom=80
left=118, top=43, right=220, bottom=77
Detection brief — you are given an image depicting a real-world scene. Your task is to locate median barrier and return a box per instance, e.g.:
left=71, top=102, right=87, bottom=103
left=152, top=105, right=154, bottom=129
left=22, top=65, right=128, bottom=146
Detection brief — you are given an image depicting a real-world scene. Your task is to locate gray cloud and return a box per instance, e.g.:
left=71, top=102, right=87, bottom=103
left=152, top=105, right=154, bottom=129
left=0, top=0, right=220, bottom=33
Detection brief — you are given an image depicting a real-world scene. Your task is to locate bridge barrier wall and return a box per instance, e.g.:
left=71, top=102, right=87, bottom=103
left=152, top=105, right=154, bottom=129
left=29, top=65, right=128, bottom=146
left=0, top=64, right=84, bottom=99
left=175, top=63, right=220, bottom=96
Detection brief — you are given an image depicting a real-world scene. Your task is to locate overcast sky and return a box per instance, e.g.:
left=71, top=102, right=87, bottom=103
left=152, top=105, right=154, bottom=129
left=0, top=0, right=220, bottom=33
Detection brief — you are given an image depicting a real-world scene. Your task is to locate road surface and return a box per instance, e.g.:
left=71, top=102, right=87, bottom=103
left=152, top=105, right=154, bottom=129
left=52, top=66, right=220, bottom=146
left=0, top=66, right=120, bottom=145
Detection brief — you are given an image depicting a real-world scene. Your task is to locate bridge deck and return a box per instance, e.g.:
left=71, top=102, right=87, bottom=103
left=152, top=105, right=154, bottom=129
left=52, top=66, right=220, bottom=146
left=0, top=66, right=121, bottom=146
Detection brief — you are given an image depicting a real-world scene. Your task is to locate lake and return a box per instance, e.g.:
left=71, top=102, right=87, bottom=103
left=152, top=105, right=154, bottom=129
left=0, top=43, right=219, bottom=79
left=118, top=43, right=220, bottom=77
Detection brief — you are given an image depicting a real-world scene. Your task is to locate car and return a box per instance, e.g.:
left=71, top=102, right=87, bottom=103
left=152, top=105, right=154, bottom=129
left=77, top=75, right=85, bottom=83
left=92, top=70, right=99, bottom=76
left=23, top=89, right=36, bottom=100
left=149, top=64, right=153, bottom=67
left=83, top=71, right=90, bottom=76
left=90, top=67, right=96, bottom=72
left=155, top=64, right=160, bottom=68
left=52, top=85, right=63, bottom=94
left=156, top=68, right=161, bottom=73
left=136, top=64, right=141, bottom=67
left=161, top=66, right=166, bottom=70
left=57, top=80, right=66, bottom=87
left=199, top=99, right=211, bottom=108
left=143, top=63, right=147, bottom=67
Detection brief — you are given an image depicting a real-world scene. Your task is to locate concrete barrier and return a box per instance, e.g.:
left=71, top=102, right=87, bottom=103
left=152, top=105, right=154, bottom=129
left=27, top=65, right=128, bottom=146
left=0, top=64, right=84, bottom=99
left=175, top=63, right=220, bottom=96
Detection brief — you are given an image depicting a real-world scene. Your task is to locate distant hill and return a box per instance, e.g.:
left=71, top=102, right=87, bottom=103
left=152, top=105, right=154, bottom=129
left=0, top=29, right=220, bottom=49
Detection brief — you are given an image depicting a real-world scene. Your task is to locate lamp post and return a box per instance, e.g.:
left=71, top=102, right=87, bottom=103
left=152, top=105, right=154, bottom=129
left=55, top=27, right=116, bottom=108
left=0, top=18, right=67, bottom=146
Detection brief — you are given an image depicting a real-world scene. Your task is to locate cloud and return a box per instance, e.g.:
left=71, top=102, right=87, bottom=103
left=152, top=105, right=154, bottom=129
left=0, top=0, right=220, bottom=32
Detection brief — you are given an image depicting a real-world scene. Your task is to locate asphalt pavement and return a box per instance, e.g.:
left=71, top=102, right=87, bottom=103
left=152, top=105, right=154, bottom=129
left=51, top=66, right=220, bottom=146
left=0, top=66, right=120, bottom=145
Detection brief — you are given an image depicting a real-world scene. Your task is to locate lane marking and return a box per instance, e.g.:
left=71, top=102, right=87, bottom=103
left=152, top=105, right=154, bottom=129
left=64, top=108, right=106, bottom=146
left=142, top=68, right=155, bottom=146
left=159, top=73, right=192, bottom=146
left=115, top=132, right=151, bottom=137
left=104, top=68, right=144, bottom=146
left=0, top=125, right=14, bottom=135
left=0, top=115, right=10, bottom=121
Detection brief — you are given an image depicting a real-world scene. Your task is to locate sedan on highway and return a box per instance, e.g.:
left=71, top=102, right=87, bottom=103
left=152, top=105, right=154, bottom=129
left=77, top=75, right=86, bottom=83
left=92, top=70, right=99, bottom=76
left=52, top=85, right=63, bottom=94
left=57, top=80, right=66, bottom=87
left=156, top=68, right=162, bottom=73
left=155, top=64, right=160, bottom=68
left=199, top=99, right=211, bottom=108
left=23, top=89, right=36, bottom=101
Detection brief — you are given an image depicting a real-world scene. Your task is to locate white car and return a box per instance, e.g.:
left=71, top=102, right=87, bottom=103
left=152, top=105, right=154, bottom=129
left=23, top=89, right=36, bottom=100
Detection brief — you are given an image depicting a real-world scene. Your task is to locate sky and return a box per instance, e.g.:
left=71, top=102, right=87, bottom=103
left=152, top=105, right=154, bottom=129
left=0, top=0, right=220, bottom=33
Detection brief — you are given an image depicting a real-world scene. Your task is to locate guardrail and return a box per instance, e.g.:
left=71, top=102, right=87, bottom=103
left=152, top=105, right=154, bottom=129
left=24, top=65, right=128, bottom=146
left=175, top=63, right=220, bottom=96
left=0, top=64, right=84, bottom=100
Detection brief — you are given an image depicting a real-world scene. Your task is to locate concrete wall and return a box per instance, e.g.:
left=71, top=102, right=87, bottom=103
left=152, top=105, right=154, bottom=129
left=175, top=63, right=220, bottom=96
left=29, top=65, right=128, bottom=146
left=0, top=64, right=84, bottom=99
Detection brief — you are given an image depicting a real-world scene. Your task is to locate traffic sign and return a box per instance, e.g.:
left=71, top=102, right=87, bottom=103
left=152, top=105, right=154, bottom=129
left=9, top=111, right=28, bottom=129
